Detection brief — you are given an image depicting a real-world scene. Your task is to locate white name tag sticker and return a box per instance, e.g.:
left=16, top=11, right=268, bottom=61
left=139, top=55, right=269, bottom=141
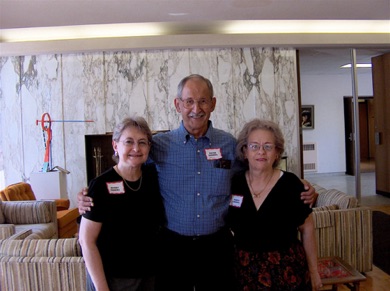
left=106, top=181, right=125, bottom=194
left=205, top=148, right=222, bottom=160
left=230, top=194, right=244, bottom=208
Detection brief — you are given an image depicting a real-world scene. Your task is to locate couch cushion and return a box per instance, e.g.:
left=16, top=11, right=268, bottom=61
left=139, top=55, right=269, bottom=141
left=3, top=201, right=52, bottom=224
left=0, top=238, right=82, bottom=257
left=0, top=182, right=36, bottom=201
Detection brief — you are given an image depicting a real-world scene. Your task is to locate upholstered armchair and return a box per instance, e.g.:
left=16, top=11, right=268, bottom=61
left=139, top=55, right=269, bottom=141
left=0, top=182, right=79, bottom=238
left=0, top=200, right=58, bottom=239
left=311, top=184, right=373, bottom=273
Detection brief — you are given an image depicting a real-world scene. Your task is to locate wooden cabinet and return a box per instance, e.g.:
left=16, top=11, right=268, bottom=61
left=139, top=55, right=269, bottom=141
left=85, top=134, right=115, bottom=185
left=372, top=53, right=390, bottom=197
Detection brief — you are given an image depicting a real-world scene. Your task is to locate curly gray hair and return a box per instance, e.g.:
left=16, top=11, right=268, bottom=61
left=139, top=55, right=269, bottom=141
left=236, top=119, right=285, bottom=168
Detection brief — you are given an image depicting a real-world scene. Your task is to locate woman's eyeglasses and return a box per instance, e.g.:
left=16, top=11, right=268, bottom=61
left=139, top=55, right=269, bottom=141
left=119, top=139, right=150, bottom=148
left=247, top=143, right=275, bottom=152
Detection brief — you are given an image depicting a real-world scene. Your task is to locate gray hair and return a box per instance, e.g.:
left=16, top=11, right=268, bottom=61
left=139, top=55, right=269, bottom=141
left=236, top=119, right=285, bottom=168
left=177, top=74, right=214, bottom=99
left=112, top=116, right=152, bottom=163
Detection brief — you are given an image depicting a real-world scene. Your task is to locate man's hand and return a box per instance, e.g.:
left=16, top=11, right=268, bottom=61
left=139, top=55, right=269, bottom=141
left=300, top=179, right=318, bottom=208
left=78, top=187, right=94, bottom=215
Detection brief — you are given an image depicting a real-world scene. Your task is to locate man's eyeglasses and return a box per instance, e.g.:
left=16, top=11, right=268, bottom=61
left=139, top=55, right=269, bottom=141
left=180, top=98, right=212, bottom=109
left=247, top=143, right=275, bottom=152
left=119, top=139, right=150, bottom=148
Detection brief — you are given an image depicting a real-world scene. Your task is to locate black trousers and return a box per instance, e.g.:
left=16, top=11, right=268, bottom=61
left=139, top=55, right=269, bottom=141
left=155, top=227, right=237, bottom=291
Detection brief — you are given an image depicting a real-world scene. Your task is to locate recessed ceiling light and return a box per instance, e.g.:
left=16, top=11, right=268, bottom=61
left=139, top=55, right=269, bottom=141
left=340, top=64, right=372, bottom=68
left=168, top=12, right=189, bottom=16
left=0, top=19, right=388, bottom=43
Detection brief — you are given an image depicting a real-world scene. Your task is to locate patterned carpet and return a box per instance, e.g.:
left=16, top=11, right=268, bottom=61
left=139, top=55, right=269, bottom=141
left=373, top=211, right=390, bottom=275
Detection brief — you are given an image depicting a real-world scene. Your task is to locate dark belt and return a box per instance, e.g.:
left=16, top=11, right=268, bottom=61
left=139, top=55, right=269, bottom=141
left=162, top=227, right=229, bottom=241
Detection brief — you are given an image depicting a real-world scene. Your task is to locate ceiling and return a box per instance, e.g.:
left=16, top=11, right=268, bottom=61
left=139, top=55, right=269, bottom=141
left=1, top=0, right=389, bottom=73
left=1, top=0, right=389, bottom=29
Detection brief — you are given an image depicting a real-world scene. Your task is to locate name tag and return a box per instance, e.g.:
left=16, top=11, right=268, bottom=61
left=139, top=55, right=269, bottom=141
left=205, top=148, right=222, bottom=160
left=230, top=194, right=244, bottom=208
left=106, top=181, right=125, bottom=194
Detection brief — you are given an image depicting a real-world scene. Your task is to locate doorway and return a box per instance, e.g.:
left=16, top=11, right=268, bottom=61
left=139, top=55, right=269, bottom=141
left=343, top=96, right=375, bottom=175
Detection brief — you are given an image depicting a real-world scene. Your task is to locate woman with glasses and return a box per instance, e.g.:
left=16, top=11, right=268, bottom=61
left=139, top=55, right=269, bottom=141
left=227, top=119, right=322, bottom=291
left=79, top=116, right=165, bottom=291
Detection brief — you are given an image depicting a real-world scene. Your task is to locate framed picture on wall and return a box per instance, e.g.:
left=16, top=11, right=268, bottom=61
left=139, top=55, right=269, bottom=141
left=301, top=105, right=314, bottom=129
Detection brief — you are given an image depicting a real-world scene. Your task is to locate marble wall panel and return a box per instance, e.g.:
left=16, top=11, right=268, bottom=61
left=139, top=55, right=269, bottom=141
left=105, top=51, right=148, bottom=130
left=189, top=48, right=235, bottom=133
left=21, top=55, right=64, bottom=180
left=61, top=53, right=105, bottom=204
left=0, top=57, right=23, bottom=184
left=0, top=47, right=300, bottom=205
left=145, top=49, right=189, bottom=131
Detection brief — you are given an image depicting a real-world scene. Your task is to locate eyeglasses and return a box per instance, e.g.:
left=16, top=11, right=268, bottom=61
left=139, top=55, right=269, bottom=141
left=247, top=143, right=275, bottom=152
left=119, top=139, right=150, bottom=148
left=180, top=98, right=212, bottom=109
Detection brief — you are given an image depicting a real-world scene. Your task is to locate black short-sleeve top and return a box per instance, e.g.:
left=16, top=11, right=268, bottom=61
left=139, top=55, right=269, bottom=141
left=82, top=163, right=165, bottom=277
left=227, top=170, right=312, bottom=252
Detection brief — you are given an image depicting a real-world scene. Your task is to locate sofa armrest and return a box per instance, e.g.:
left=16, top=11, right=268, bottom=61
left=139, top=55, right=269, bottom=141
left=0, top=225, right=15, bottom=239
left=1, top=201, right=57, bottom=225
left=312, top=207, right=372, bottom=272
left=312, top=183, right=328, bottom=196
left=7, top=229, right=33, bottom=240
left=315, top=189, right=359, bottom=209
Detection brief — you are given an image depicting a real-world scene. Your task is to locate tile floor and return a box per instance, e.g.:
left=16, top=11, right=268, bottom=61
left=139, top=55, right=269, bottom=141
left=304, top=171, right=390, bottom=207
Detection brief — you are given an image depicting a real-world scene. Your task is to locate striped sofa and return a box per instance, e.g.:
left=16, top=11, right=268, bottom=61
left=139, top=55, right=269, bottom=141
left=0, top=238, right=86, bottom=291
left=312, top=184, right=372, bottom=273
left=1, top=182, right=80, bottom=238
left=0, top=200, right=58, bottom=239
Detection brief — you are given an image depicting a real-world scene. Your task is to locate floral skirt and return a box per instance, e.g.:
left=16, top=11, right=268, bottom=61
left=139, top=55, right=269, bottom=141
left=234, top=241, right=311, bottom=291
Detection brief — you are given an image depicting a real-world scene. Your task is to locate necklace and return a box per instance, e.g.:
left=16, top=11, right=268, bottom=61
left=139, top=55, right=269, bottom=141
left=123, top=175, right=143, bottom=191
left=247, top=170, right=274, bottom=198
left=115, top=166, right=143, bottom=192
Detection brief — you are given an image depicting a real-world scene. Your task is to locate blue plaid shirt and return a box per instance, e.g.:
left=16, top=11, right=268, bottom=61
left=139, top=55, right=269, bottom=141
left=149, top=121, right=237, bottom=236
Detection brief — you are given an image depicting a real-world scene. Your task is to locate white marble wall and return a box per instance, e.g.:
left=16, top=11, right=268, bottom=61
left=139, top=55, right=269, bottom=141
left=0, top=47, right=300, bottom=207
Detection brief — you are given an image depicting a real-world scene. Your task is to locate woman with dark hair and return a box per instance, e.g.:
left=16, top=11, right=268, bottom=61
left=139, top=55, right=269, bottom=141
left=79, top=116, right=165, bottom=291
left=228, top=118, right=322, bottom=290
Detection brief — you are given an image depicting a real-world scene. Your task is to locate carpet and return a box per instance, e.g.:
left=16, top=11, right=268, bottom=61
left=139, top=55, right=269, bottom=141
left=372, top=211, right=390, bottom=275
